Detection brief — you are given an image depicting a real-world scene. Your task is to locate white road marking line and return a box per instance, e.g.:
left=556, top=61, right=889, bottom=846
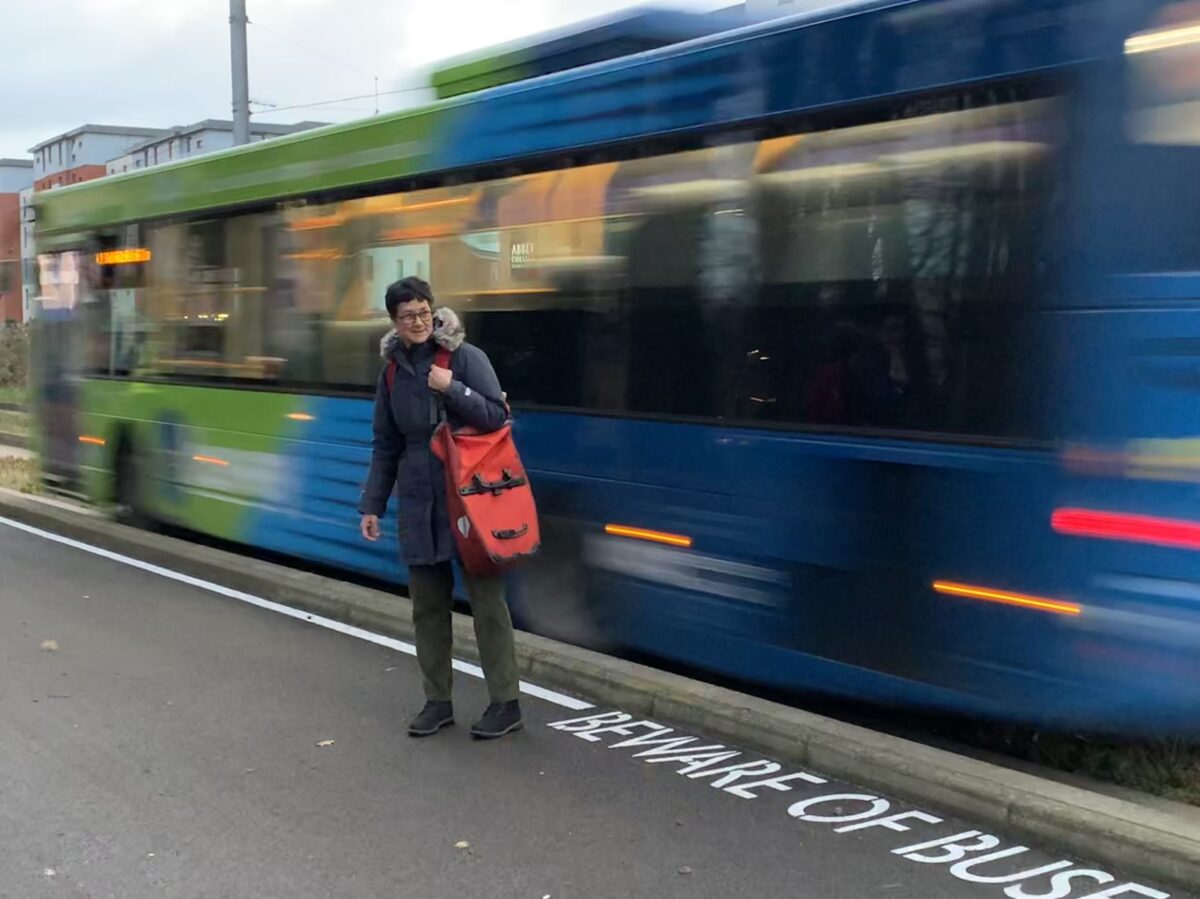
left=0, top=515, right=593, bottom=711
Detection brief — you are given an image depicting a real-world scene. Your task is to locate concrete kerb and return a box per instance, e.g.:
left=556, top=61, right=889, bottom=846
left=1, top=490, right=1198, bottom=890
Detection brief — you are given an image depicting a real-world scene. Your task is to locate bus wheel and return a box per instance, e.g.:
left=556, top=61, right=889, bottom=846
left=113, top=441, right=147, bottom=528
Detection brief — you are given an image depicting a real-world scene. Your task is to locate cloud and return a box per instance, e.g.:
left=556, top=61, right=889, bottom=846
left=1, top=0, right=729, bottom=157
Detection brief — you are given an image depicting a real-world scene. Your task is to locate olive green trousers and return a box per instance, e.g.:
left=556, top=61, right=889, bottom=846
left=407, top=562, right=519, bottom=704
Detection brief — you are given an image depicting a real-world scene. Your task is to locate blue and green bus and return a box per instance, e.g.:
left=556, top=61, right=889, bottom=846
left=32, top=0, right=1200, bottom=730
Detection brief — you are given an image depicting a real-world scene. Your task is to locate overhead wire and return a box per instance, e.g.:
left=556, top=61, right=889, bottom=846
left=250, top=85, right=430, bottom=115
left=246, top=15, right=422, bottom=117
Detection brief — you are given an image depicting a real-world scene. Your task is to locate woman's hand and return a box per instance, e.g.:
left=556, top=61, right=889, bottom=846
left=428, top=365, right=453, bottom=393
left=360, top=514, right=380, bottom=542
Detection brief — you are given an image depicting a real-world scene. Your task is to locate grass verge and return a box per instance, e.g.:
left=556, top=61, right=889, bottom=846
left=984, top=728, right=1200, bottom=805
left=0, top=457, right=40, bottom=494
left=0, top=409, right=28, bottom=437
left=0, top=385, right=26, bottom=406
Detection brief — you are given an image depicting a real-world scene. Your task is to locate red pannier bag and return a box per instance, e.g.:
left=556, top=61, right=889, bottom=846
left=426, top=350, right=540, bottom=576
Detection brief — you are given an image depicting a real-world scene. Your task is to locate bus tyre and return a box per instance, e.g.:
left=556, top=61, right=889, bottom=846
left=516, top=523, right=607, bottom=651
left=113, top=442, right=147, bottom=529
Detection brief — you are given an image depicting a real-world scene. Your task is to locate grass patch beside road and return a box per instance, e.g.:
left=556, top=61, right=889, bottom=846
left=0, top=385, right=26, bottom=406
left=1008, top=731, right=1200, bottom=805
left=0, top=409, right=29, bottom=437
left=0, top=457, right=40, bottom=494
left=954, top=722, right=1200, bottom=807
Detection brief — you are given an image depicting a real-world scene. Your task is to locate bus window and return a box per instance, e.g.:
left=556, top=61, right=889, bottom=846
left=1118, top=1, right=1200, bottom=273
left=88, top=231, right=151, bottom=377
left=279, top=178, right=616, bottom=395
left=126, top=88, right=1055, bottom=440
left=1127, top=0, right=1200, bottom=146
left=268, top=89, right=1055, bottom=438
left=614, top=90, right=1057, bottom=438
left=146, top=213, right=282, bottom=382
left=279, top=200, right=385, bottom=389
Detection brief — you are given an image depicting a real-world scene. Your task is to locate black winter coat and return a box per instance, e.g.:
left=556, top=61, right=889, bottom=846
left=358, top=333, right=507, bottom=565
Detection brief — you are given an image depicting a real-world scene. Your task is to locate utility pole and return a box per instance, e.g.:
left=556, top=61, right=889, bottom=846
left=230, top=0, right=251, bottom=145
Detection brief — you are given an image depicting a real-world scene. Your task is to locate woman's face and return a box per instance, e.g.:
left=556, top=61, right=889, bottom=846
left=393, top=299, right=433, bottom=345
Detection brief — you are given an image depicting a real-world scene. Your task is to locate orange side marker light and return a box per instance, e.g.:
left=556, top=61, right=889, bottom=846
left=604, top=524, right=693, bottom=549
left=934, top=580, right=1082, bottom=616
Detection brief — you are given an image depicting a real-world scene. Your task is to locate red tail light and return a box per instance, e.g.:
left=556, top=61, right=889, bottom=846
left=1053, top=508, right=1200, bottom=551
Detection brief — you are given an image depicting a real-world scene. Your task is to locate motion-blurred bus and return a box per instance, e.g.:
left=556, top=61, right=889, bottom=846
left=32, top=0, right=1200, bottom=731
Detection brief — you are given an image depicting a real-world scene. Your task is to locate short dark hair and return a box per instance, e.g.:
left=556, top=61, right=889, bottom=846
left=385, top=277, right=434, bottom=320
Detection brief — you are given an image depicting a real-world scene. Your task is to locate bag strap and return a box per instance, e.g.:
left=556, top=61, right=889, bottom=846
left=387, top=347, right=449, bottom=394
left=433, top=347, right=452, bottom=424
left=428, top=346, right=511, bottom=422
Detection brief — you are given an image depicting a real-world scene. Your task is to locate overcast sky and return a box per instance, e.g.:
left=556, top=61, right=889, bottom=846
left=0, top=0, right=734, bottom=159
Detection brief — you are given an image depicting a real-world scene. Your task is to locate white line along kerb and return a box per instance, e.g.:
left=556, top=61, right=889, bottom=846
left=0, top=514, right=593, bottom=712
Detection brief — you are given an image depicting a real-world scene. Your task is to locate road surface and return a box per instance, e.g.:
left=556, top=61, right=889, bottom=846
left=0, top=517, right=1185, bottom=898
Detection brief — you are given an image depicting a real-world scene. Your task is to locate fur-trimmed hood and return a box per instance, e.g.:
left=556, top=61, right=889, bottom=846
left=379, top=306, right=465, bottom=359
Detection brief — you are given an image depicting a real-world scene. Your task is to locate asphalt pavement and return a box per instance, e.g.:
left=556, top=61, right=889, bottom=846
left=0, top=519, right=1188, bottom=899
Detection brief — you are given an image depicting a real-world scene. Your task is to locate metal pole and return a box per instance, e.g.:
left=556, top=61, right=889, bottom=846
left=230, top=0, right=251, bottom=145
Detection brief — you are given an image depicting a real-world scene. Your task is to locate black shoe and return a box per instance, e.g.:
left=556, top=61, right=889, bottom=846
left=470, top=701, right=524, bottom=740
left=408, top=701, right=454, bottom=737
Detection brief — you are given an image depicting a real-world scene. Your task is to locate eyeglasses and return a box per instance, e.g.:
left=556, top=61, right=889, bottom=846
left=396, top=309, right=433, bottom=325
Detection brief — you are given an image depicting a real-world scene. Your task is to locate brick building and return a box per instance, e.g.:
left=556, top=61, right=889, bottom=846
left=0, top=160, right=34, bottom=323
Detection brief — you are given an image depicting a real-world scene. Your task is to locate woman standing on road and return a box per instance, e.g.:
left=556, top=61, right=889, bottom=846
left=358, top=277, right=523, bottom=740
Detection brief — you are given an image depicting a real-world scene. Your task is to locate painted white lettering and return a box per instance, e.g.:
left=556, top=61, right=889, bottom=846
left=1075, top=885, right=1169, bottom=899
left=836, top=810, right=944, bottom=834
left=788, top=794, right=892, bottom=824
left=579, top=719, right=663, bottom=742
left=632, top=737, right=705, bottom=758
left=688, top=760, right=781, bottom=787
left=609, top=728, right=678, bottom=749
left=667, top=751, right=743, bottom=774
left=643, top=744, right=731, bottom=763
left=894, top=831, right=1002, bottom=864
left=1004, top=870, right=1116, bottom=899
left=548, top=712, right=631, bottom=732
left=725, top=771, right=827, bottom=800
left=949, top=847, right=1074, bottom=884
